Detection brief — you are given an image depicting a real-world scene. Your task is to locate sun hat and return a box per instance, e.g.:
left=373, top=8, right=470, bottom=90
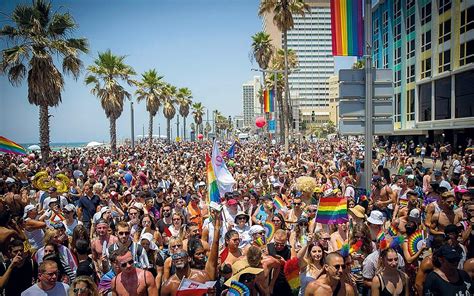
left=224, top=259, right=263, bottom=287
left=234, top=211, right=250, bottom=223
left=348, top=205, right=366, bottom=219
left=23, top=204, right=36, bottom=218
left=367, top=210, right=384, bottom=225
left=64, top=204, right=76, bottom=213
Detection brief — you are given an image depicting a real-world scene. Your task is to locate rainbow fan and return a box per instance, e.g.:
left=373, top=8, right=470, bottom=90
left=340, top=243, right=350, bottom=257
left=228, top=280, right=250, bottom=296
left=350, top=240, right=363, bottom=253
left=284, top=257, right=301, bottom=290
left=263, top=221, right=275, bottom=242
left=408, top=229, right=424, bottom=256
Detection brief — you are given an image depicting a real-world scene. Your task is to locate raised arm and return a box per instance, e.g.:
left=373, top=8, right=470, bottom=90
left=205, top=210, right=221, bottom=280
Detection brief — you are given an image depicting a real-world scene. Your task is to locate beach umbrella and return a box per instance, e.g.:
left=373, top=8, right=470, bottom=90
left=86, top=141, right=103, bottom=148
left=27, top=144, right=41, bottom=151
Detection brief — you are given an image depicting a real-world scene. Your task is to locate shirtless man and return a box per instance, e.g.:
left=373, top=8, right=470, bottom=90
left=305, top=252, right=355, bottom=296
left=92, top=219, right=118, bottom=274
left=426, top=192, right=463, bottom=235
left=160, top=251, right=211, bottom=296
left=414, top=234, right=444, bottom=296
left=246, top=245, right=281, bottom=295
left=464, top=258, right=474, bottom=281
left=370, top=176, right=396, bottom=220
left=286, top=196, right=304, bottom=225
left=182, top=222, right=210, bottom=255
left=111, top=249, right=157, bottom=296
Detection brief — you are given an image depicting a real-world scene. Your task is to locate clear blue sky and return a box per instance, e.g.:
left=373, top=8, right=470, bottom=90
left=0, top=0, right=355, bottom=143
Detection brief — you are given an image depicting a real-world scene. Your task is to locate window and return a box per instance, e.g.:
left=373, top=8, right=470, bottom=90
left=421, top=30, right=431, bottom=52
left=383, top=11, right=388, bottom=28
left=394, top=0, right=401, bottom=19
left=373, top=39, right=379, bottom=54
left=460, top=40, right=474, bottom=66
left=455, top=70, right=474, bottom=118
left=435, top=77, right=451, bottom=120
left=438, top=0, right=451, bottom=15
left=383, top=32, right=388, bottom=48
left=438, top=49, right=451, bottom=72
left=383, top=53, right=389, bottom=68
left=406, top=14, right=415, bottom=34
left=407, top=39, right=415, bottom=58
left=407, top=89, right=415, bottom=121
left=421, top=58, right=432, bottom=79
left=394, top=93, right=401, bottom=122
left=407, top=64, right=415, bottom=83
left=407, top=0, right=415, bottom=10
left=395, top=70, right=401, bottom=87
left=438, top=20, right=451, bottom=44
left=421, top=3, right=432, bottom=25
left=394, top=46, right=401, bottom=64
left=394, top=23, right=401, bottom=40
left=374, top=18, right=379, bottom=36
left=419, top=83, right=432, bottom=121
left=460, top=6, right=474, bottom=34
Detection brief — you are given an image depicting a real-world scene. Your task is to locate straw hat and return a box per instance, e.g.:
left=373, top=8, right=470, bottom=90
left=224, top=259, right=263, bottom=287
left=348, top=205, right=366, bottom=219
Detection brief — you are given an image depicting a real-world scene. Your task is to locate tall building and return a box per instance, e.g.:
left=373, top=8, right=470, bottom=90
left=262, top=0, right=334, bottom=130
left=372, top=0, right=474, bottom=145
left=242, top=76, right=262, bottom=128
left=327, top=75, right=340, bottom=129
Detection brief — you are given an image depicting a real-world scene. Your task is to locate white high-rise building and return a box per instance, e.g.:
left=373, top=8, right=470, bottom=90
left=262, top=0, right=334, bottom=125
left=242, top=76, right=262, bottom=128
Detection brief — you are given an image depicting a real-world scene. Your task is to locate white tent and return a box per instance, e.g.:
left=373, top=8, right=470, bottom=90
left=86, top=141, right=103, bottom=148
left=27, top=144, right=40, bottom=151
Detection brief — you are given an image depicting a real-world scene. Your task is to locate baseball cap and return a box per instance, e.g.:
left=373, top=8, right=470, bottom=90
left=408, top=209, right=420, bottom=222
left=407, top=174, right=416, bottom=181
left=249, top=225, right=265, bottom=236
left=367, top=210, right=384, bottom=225
left=227, top=199, right=238, bottom=206
left=437, top=244, right=463, bottom=262
left=434, top=170, right=442, bottom=176
left=64, top=204, right=76, bottom=213
left=197, top=181, right=206, bottom=187
left=444, top=224, right=460, bottom=235
left=23, top=204, right=36, bottom=218
left=48, top=198, right=58, bottom=204
left=439, top=180, right=452, bottom=191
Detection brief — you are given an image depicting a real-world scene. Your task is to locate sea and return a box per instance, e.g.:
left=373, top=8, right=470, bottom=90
left=20, top=142, right=90, bottom=151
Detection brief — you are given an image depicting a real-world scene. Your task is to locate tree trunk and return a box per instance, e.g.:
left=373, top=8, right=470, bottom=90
left=148, top=112, right=153, bottom=147
left=176, top=116, right=180, bottom=138
left=39, top=105, right=50, bottom=164
left=183, top=116, right=187, bottom=141
left=167, top=118, right=171, bottom=143
left=283, top=30, right=290, bottom=153
left=109, top=116, right=117, bottom=155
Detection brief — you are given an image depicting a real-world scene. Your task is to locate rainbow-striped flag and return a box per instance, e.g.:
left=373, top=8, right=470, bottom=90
left=0, top=136, right=27, bottom=155
left=263, top=89, right=275, bottom=113
left=273, top=196, right=286, bottom=210
left=205, top=153, right=221, bottom=204
left=330, top=0, right=364, bottom=57
left=315, top=197, right=348, bottom=224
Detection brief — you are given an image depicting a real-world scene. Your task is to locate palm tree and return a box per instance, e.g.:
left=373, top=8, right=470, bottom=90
left=204, top=122, right=212, bottom=138
left=192, top=102, right=205, bottom=136
left=251, top=32, right=274, bottom=113
left=135, top=69, right=163, bottom=147
left=1, top=0, right=88, bottom=162
left=176, top=87, right=193, bottom=141
left=85, top=50, right=135, bottom=155
left=259, top=0, right=310, bottom=152
left=271, top=48, right=299, bottom=70
left=161, top=83, right=177, bottom=143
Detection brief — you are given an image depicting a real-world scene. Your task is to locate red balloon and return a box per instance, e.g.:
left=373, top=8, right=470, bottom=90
left=197, top=134, right=204, bottom=140
left=255, top=116, right=266, bottom=128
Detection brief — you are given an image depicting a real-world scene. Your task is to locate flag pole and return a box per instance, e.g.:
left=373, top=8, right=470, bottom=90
left=364, top=0, right=373, bottom=194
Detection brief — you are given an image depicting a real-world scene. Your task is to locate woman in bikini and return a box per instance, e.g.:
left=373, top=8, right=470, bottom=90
left=371, top=248, right=409, bottom=296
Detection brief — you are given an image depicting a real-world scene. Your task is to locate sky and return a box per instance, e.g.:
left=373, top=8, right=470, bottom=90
left=0, top=0, right=355, bottom=144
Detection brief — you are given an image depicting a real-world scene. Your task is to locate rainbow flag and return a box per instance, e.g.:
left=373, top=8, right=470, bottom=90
left=273, top=196, right=286, bottom=210
left=205, top=153, right=221, bottom=204
left=330, top=0, right=364, bottom=57
left=315, top=197, right=348, bottom=224
left=0, top=136, right=27, bottom=155
left=263, top=89, right=275, bottom=113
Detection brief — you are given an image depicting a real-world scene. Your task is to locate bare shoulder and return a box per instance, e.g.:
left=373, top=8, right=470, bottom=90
left=190, top=268, right=210, bottom=282
left=419, top=255, right=433, bottom=271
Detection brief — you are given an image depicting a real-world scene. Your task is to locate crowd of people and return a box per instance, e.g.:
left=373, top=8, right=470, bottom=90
left=0, top=137, right=473, bottom=296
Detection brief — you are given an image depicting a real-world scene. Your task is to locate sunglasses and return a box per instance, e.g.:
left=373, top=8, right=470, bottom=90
left=293, top=202, right=302, bottom=206
left=332, top=264, right=345, bottom=270
left=120, top=259, right=134, bottom=268
left=73, top=287, right=89, bottom=294
left=118, top=231, right=130, bottom=236
left=170, top=244, right=182, bottom=249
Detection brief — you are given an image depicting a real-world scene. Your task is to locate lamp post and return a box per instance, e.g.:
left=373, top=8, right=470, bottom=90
left=130, top=101, right=135, bottom=151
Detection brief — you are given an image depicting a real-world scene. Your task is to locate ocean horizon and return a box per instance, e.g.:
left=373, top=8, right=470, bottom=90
left=20, top=142, right=91, bottom=151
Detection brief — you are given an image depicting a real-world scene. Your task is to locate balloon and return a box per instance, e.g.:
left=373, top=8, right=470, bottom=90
left=28, top=153, right=35, bottom=160
left=197, top=134, right=204, bottom=140
left=124, top=173, right=133, bottom=185
left=255, top=116, right=266, bottom=128
left=22, top=158, right=30, bottom=165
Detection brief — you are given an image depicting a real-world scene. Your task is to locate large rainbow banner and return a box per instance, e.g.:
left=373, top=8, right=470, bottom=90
left=263, top=89, right=275, bottom=113
left=330, top=0, right=364, bottom=57
left=0, top=136, right=27, bottom=155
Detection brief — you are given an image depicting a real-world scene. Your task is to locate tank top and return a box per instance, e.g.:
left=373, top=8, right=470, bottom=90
left=377, top=272, right=406, bottom=296
left=24, top=218, right=45, bottom=249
